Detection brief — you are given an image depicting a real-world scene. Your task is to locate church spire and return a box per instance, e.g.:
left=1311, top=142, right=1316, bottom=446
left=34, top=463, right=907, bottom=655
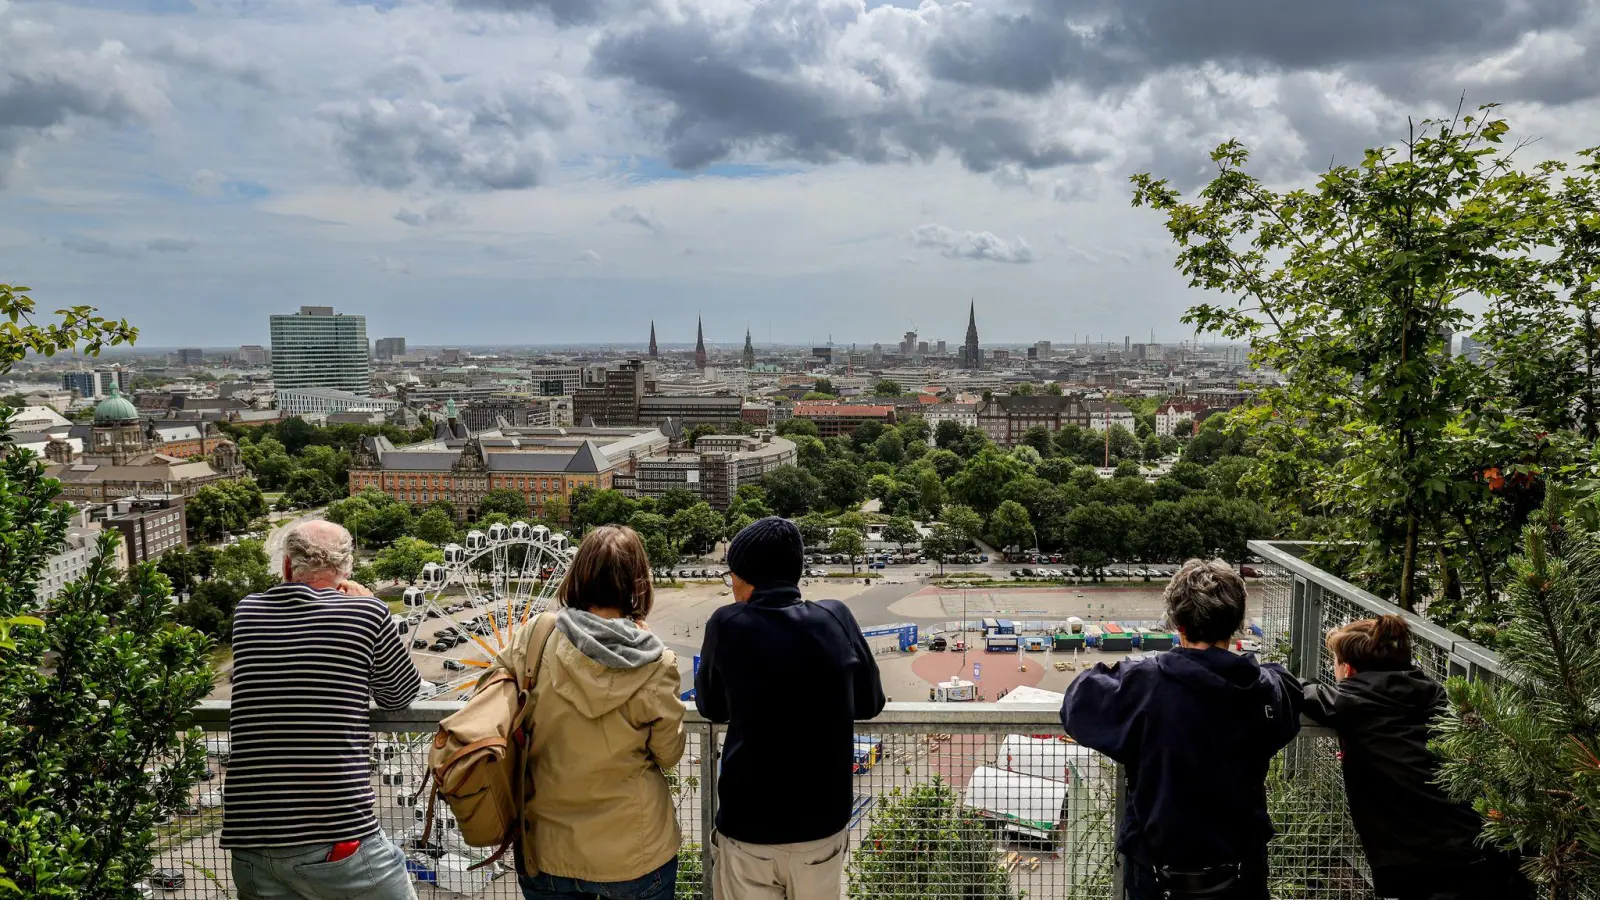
left=742, top=326, right=755, bottom=369
left=694, top=317, right=708, bottom=370
left=648, top=321, right=658, bottom=359
left=963, top=299, right=982, bottom=370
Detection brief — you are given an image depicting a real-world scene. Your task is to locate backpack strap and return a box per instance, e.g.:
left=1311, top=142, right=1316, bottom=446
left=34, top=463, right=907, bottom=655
left=506, top=612, right=559, bottom=875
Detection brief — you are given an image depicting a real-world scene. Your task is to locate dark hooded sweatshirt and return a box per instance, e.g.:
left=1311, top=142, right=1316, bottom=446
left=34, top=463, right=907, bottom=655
left=1302, top=669, right=1484, bottom=873
left=1061, top=648, right=1301, bottom=867
left=695, top=585, right=886, bottom=845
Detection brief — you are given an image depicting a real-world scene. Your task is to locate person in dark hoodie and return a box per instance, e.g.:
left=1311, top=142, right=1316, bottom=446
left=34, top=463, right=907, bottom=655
left=1305, top=615, right=1528, bottom=900
left=696, top=516, right=886, bottom=900
left=1061, top=558, right=1300, bottom=900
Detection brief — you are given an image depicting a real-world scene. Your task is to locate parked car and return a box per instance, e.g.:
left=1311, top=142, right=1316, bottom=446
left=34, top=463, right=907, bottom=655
left=978, top=554, right=990, bottom=562
left=1240, top=565, right=1261, bottom=578
left=1010, top=569, right=1022, bottom=577
left=411, top=637, right=429, bottom=650
left=428, top=640, right=453, bottom=653
left=443, top=659, right=467, bottom=672
left=425, top=608, right=443, bottom=619
left=150, top=869, right=185, bottom=891
left=928, top=636, right=949, bottom=651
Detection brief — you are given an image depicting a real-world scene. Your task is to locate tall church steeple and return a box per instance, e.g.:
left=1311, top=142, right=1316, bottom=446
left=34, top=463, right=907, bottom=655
left=648, top=321, right=658, bottom=359
left=694, top=317, right=708, bottom=370
left=962, top=300, right=983, bottom=369
left=742, top=327, right=755, bottom=369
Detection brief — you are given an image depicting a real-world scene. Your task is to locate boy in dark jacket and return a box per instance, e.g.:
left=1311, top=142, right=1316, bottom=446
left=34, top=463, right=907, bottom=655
left=1061, top=559, right=1300, bottom=900
left=1306, top=615, right=1528, bottom=900
left=696, top=517, right=886, bottom=900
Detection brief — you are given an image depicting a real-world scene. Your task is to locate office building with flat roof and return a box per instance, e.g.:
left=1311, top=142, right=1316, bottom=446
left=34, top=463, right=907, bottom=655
left=270, top=305, right=371, bottom=397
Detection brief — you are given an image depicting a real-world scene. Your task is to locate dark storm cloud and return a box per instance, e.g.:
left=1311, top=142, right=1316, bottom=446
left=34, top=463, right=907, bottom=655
left=580, top=0, right=1598, bottom=181
left=317, top=76, right=574, bottom=191
left=0, top=48, right=161, bottom=182
left=588, top=11, right=1101, bottom=173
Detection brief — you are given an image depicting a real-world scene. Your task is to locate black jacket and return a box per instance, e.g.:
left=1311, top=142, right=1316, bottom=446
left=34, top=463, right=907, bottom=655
left=1302, top=669, right=1484, bottom=870
left=695, top=585, right=886, bottom=844
left=1061, top=648, right=1301, bottom=868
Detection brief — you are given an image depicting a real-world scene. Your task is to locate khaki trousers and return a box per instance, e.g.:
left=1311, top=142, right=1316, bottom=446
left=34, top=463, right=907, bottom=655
left=711, top=829, right=848, bottom=900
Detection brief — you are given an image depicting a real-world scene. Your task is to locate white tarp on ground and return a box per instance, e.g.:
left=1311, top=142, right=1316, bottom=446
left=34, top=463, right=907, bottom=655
left=963, top=766, right=1069, bottom=841
left=995, top=734, right=1105, bottom=784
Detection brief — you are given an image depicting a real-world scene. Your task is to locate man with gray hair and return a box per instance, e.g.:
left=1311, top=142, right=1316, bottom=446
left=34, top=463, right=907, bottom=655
left=222, top=519, right=422, bottom=899
left=1061, top=558, right=1300, bottom=900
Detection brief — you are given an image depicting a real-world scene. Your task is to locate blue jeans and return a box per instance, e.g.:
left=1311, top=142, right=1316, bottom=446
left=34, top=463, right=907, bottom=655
left=519, top=856, right=677, bottom=900
left=231, top=833, right=417, bottom=900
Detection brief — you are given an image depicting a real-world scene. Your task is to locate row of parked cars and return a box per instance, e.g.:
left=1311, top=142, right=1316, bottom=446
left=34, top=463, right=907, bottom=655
left=1011, top=563, right=1263, bottom=579
left=670, top=567, right=727, bottom=579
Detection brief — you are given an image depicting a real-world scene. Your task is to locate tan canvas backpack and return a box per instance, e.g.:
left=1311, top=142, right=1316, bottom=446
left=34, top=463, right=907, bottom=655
left=420, top=612, right=558, bottom=870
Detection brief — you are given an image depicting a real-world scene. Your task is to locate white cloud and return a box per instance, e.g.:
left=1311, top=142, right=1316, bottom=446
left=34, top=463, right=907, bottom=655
left=910, top=223, right=1034, bottom=264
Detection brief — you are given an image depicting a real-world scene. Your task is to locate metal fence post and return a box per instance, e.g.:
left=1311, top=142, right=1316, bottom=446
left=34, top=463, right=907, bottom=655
left=700, top=725, right=719, bottom=900
left=1112, top=762, right=1128, bottom=900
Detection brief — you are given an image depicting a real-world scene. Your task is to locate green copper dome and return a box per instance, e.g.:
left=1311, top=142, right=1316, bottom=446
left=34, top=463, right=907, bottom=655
left=93, top=382, right=139, bottom=424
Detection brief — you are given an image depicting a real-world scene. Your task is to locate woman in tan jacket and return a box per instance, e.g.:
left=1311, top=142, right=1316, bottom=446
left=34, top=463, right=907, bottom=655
left=519, top=525, right=687, bottom=900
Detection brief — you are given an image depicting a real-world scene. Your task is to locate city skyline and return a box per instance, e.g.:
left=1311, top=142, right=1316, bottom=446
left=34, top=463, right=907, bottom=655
left=2, top=1, right=1594, bottom=344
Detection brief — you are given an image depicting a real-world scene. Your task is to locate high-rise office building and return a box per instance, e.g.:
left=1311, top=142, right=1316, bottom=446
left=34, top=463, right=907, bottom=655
left=374, top=337, right=406, bottom=360
left=238, top=345, right=270, bottom=366
left=936, top=340, right=947, bottom=355
left=901, top=330, right=918, bottom=357
left=269, top=305, right=371, bottom=397
left=167, top=348, right=204, bottom=367
left=62, top=368, right=129, bottom=400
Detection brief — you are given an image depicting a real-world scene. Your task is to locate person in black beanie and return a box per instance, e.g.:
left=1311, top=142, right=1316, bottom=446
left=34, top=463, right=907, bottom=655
left=696, top=516, right=885, bottom=900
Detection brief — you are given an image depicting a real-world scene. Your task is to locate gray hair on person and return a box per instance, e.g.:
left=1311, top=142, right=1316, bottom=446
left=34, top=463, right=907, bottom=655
left=1164, top=558, right=1248, bottom=646
left=283, top=520, right=356, bottom=582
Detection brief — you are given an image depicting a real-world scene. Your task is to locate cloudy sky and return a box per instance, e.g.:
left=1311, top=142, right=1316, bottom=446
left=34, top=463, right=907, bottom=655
left=2, top=0, right=1597, bottom=349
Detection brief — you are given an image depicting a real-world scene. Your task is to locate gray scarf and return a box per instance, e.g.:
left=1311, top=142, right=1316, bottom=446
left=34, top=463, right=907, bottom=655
left=555, top=607, right=665, bottom=670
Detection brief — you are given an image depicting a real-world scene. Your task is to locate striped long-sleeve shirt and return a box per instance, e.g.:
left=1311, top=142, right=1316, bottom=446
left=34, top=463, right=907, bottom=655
left=220, top=582, right=422, bottom=848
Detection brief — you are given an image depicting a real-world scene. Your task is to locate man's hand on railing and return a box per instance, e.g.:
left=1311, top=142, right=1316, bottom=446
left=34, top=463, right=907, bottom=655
left=337, top=579, right=375, bottom=598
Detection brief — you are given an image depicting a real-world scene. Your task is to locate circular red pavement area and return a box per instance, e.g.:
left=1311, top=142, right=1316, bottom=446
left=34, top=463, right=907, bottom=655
left=910, top=647, right=1045, bottom=700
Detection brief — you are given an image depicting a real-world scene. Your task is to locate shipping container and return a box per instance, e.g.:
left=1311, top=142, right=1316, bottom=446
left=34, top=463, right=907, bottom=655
left=985, top=632, right=1020, bottom=652
left=1052, top=633, right=1087, bottom=652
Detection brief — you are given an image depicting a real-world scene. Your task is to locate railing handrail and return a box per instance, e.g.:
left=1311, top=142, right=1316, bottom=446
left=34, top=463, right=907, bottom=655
left=188, top=699, right=1336, bottom=737
left=1249, top=539, right=1505, bottom=680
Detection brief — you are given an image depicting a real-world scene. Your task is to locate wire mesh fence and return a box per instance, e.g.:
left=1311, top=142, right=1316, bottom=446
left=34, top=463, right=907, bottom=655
left=163, top=705, right=1381, bottom=900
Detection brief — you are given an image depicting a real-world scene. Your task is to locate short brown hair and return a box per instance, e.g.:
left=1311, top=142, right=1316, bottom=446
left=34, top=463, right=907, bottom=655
left=1326, top=615, right=1412, bottom=672
left=557, top=525, right=654, bottom=620
left=1164, top=559, right=1248, bottom=645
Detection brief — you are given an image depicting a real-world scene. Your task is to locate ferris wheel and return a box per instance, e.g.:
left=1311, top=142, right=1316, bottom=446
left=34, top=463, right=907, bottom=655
left=400, top=521, right=576, bottom=698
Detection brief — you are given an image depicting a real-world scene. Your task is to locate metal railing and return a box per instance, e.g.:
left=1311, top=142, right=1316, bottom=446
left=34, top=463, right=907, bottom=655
left=165, top=702, right=1354, bottom=900
left=150, top=543, right=1525, bottom=900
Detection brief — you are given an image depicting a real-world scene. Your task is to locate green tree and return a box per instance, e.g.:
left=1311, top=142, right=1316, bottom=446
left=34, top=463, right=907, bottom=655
left=813, top=377, right=836, bottom=396
left=1134, top=108, right=1568, bottom=610
left=846, top=778, right=1017, bottom=900
left=541, top=494, right=569, bottom=525
left=373, top=536, right=444, bottom=585
left=882, top=516, right=920, bottom=553
left=670, top=502, right=724, bottom=556
left=642, top=530, right=680, bottom=578
left=0, top=287, right=212, bottom=899
left=1435, top=513, right=1600, bottom=897
left=1043, top=381, right=1064, bottom=396
left=1143, top=434, right=1164, bottom=462
left=357, top=501, right=414, bottom=548
left=871, top=429, right=905, bottom=465
left=575, top=489, right=638, bottom=532
left=989, top=500, right=1036, bottom=551
left=933, top=419, right=967, bottom=450
left=775, top=417, right=820, bottom=439
left=413, top=507, right=460, bottom=545
left=828, top=527, right=865, bottom=573
left=917, top=468, right=946, bottom=518
left=873, top=379, right=902, bottom=396
left=655, top=487, right=700, bottom=519
left=1012, top=382, right=1035, bottom=396
left=1171, top=417, right=1194, bottom=438
left=820, top=458, right=868, bottom=511
left=684, top=423, right=718, bottom=447
left=186, top=480, right=268, bottom=541
left=762, top=465, right=821, bottom=517
left=942, top=504, right=983, bottom=549
left=919, top=523, right=960, bottom=575
left=1019, top=424, right=1056, bottom=460
left=284, top=468, right=340, bottom=507
left=477, top=488, right=529, bottom=520
left=797, top=512, right=833, bottom=548
left=948, top=449, right=1023, bottom=516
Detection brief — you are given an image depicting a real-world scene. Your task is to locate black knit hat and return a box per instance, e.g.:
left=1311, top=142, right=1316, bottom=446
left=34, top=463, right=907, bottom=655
left=727, top=516, right=804, bottom=589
